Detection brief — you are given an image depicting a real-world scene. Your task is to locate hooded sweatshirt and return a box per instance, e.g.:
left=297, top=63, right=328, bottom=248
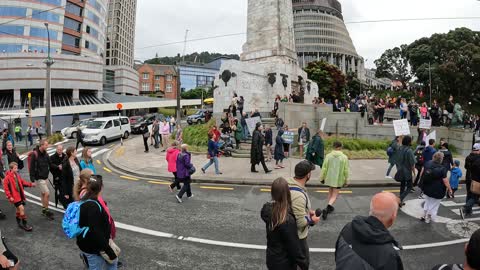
left=321, top=150, right=349, bottom=188
left=166, top=147, right=180, bottom=173
left=335, top=216, right=403, bottom=270
left=260, top=202, right=307, bottom=270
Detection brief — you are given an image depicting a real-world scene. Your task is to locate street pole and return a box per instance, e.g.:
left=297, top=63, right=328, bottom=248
left=27, top=93, right=32, bottom=149
left=44, top=23, right=54, bottom=137
left=429, top=62, right=432, bottom=107
left=175, top=66, right=182, bottom=129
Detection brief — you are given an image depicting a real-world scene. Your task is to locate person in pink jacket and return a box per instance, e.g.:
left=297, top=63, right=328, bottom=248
left=166, top=141, right=181, bottom=192
left=420, top=102, right=429, bottom=119
left=160, top=120, right=171, bottom=152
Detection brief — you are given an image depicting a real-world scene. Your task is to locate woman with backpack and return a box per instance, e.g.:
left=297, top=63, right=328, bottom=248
left=261, top=177, right=307, bottom=270
left=175, top=144, right=195, bottom=203
left=420, top=152, right=452, bottom=223
left=76, top=176, right=119, bottom=269
left=61, top=147, right=81, bottom=208
left=80, top=147, right=97, bottom=174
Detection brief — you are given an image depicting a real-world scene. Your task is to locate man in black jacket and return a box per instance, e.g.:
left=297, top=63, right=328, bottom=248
left=29, top=139, right=54, bottom=220
left=462, top=144, right=480, bottom=217
left=50, top=145, right=66, bottom=208
left=335, top=192, right=403, bottom=270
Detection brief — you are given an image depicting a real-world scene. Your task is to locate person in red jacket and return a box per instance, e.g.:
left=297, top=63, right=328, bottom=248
left=166, top=141, right=181, bottom=192
left=3, top=162, right=36, bottom=231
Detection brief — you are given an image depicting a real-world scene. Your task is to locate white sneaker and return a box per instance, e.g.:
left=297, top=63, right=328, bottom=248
left=425, top=217, right=431, bottom=224
left=187, top=194, right=194, bottom=199
left=385, top=176, right=393, bottom=179
left=418, top=194, right=424, bottom=199
left=175, top=195, right=183, bottom=203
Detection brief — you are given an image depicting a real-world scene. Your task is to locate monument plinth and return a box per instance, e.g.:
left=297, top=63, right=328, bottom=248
left=214, top=0, right=318, bottom=116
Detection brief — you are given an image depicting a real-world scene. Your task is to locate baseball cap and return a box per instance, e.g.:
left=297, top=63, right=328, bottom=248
left=294, top=160, right=316, bottom=179
left=474, top=143, right=480, bottom=151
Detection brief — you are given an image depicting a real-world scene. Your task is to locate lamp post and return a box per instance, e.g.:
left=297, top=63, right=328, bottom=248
left=44, top=22, right=54, bottom=136
left=429, top=62, right=432, bottom=107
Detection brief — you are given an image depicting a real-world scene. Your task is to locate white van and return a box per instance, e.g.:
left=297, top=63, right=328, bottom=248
left=82, top=116, right=131, bottom=145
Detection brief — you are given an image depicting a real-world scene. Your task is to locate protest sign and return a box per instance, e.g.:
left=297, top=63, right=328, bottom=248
left=393, top=119, right=411, bottom=136
left=246, top=117, right=261, bottom=136
left=282, top=131, right=295, bottom=144
left=419, top=119, right=432, bottom=130
left=424, top=130, right=437, bottom=143
left=320, top=118, right=327, bottom=132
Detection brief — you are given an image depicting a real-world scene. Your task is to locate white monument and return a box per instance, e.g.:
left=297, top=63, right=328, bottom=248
left=213, top=0, right=318, bottom=116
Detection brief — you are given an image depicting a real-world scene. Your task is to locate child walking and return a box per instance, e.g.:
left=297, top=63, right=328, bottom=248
left=449, top=160, right=463, bottom=198
left=3, top=162, right=36, bottom=231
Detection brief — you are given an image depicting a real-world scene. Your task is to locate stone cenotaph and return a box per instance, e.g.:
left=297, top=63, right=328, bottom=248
left=213, top=0, right=318, bottom=116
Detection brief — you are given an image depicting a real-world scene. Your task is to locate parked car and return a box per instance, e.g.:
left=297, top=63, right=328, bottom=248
left=82, top=116, right=131, bottom=145
left=131, top=113, right=165, bottom=134
left=187, top=109, right=211, bottom=125
left=129, top=116, right=143, bottom=125
left=61, top=118, right=94, bottom=139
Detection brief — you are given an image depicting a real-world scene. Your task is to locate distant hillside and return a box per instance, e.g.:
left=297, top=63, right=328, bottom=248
left=145, top=52, right=240, bottom=65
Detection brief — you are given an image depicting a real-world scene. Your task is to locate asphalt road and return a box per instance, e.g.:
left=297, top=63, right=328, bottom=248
left=1, top=136, right=476, bottom=269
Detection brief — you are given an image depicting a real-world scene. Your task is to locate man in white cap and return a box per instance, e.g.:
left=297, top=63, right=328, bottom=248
left=461, top=143, right=480, bottom=217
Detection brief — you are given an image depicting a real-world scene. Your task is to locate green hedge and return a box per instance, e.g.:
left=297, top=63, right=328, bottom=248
left=324, top=137, right=391, bottom=151
left=47, top=133, right=64, bottom=144
left=182, top=120, right=215, bottom=147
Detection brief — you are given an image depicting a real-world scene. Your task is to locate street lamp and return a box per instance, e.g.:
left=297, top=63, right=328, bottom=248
left=44, top=22, right=54, bottom=136
left=428, top=62, right=432, bottom=107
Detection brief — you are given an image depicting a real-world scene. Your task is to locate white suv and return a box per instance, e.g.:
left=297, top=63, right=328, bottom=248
left=82, top=116, right=131, bottom=145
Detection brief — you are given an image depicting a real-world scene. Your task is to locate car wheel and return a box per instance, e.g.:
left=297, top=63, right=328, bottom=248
left=71, top=132, right=77, bottom=139
left=123, top=131, right=129, bottom=139
left=100, top=137, right=107, bottom=145
left=198, top=120, right=203, bottom=124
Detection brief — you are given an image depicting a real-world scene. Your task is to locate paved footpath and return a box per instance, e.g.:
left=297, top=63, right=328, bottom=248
left=107, top=136, right=466, bottom=187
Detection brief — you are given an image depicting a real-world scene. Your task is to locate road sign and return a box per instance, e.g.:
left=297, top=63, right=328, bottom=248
left=117, top=103, right=123, bottom=110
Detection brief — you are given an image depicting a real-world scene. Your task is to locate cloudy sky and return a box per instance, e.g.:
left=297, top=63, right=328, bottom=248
left=134, top=0, right=480, bottom=68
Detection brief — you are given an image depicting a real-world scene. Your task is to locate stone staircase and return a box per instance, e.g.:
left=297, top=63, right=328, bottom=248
left=231, top=117, right=277, bottom=158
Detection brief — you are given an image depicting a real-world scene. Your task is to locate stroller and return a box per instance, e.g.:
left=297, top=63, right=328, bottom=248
left=218, top=133, right=234, bottom=157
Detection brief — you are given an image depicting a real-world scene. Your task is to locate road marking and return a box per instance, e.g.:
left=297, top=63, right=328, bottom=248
left=92, top=148, right=110, bottom=158
left=109, top=144, right=116, bottom=148
left=96, top=160, right=102, bottom=165
left=148, top=181, right=171, bottom=185
left=442, top=201, right=478, bottom=208
left=452, top=209, right=480, bottom=215
left=12, top=190, right=474, bottom=253
left=315, top=190, right=353, bottom=194
left=120, top=175, right=139, bottom=181
left=103, top=167, right=112, bottom=173
left=260, top=189, right=271, bottom=192
left=383, top=190, right=400, bottom=193
left=54, top=139, right=68, bottom=146
left=199, top=186, right=234, bottom=191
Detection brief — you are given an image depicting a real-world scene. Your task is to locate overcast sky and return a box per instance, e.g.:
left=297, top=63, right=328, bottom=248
left=134, top=0, right=480, bottom=68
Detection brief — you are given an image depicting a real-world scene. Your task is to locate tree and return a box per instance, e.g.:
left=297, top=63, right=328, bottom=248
left=304, top=61, right=346, bottom=100
left=345, top=72, right=362, bottom=97
left=374, top=45, right=412, bottom=89
left=180, top=87, right=214, bottom=100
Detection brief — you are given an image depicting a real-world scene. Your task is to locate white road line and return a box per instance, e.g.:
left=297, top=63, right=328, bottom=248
left=54, top=139, right=68, bottom=146
left=10, top=191, right=474, bottom=252
left=441, top=201, right=479, bottom=208
left=92, top=148, right=109, bottom=158
left=452, top=209, right=480, bottom=216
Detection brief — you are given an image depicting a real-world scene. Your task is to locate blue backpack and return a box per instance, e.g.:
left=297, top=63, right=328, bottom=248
left=62, top=199, right=102, bottom=239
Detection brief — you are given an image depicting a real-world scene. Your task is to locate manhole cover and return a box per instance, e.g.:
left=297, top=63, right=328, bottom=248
left=446, top=220, right=480, bottom=238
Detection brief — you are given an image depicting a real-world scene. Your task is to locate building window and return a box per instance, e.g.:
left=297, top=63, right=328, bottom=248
left=154, top=75, right=160, bottom=81
left=196, top=75, right=207, bottom=87
left=166, top=84, right=173, bottom=93
left=142, top=82, right=149, bottom=92
left=166, top=74, right=173, bottom=81
left=30, top=27, right=58, bottom=40
left=32, top=10, right=60, bottom=23
left=143, top=73, right=149, bottom=79
left=155, top=84, right=160, bottom=91
left=65, top=2, right=83, bottom=17
left=62, top=33, right=80, bottom=48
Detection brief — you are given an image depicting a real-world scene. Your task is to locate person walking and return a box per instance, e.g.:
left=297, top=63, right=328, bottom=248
left=274, top=129, right=285, bottom=169
left=250, top=123, right=271, bottom=174
left=29, top=139, right=54, bottom=220
left=287, top=161, right=321, bottom=268
left=320, top=141, right=350, bottom=220
left=61, top=147, right=80, bottom=208
left=201, top=133, right=222, bottom=175
left=461, top=143, right=480, bottom=217
left=423, top=139, right=437, bottom=165
left=36, top=124, right=44, bottom=141
left=160, top=119, right=171, bottom=152
left=166, top=141, right=181, bottom=192
left=139, top=123, right=149, bottom=153
left=283, top=125, right=290, bottom=157
left=395, top=136, right=416, bottom=207
left=261, top=177, right=308, bottom=270
left=175, top=144, right=194, bottom=203
left=14, top=125, right=22, bottom=142
left=240, top=112, right=249, bottom=141
left=50, top=145, right=66, bottom=208
left=231, top=93, right=238, bottom=117
left=297, top=122, right=310, bottom=158
left=306, top=130, right=324, bottom=167
left=76, top=177, right=119, bottom=269
left=4, top=141, right=21, bottom=169
left=439, top=142, right=454, bottom=171
left=420, top=152, right=452, bottom=223
left=264, top=125, right=273, bottom=162
left=3, top=162, right=36, bottom=231
left=448, top=160, right=462, bottom=198
left=413, top=141, right=426, bottom=187
left=335, top=192, right=403, bottom=270
left=386, top=136, right=401, bottom=179
left=237, top=96, right=245, bottom=117
left=76, top=126, right=85, bottom=150
left=152, top=120, right=160, bottom=149
left=26, top=125, right=33, bottom=146
left=80, top=147, right=97, bottom=174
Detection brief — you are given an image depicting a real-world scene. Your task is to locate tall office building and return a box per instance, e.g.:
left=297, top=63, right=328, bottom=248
left=104, top=0, right=139, bottom=95
left=292, top=0, right=364, bottom=79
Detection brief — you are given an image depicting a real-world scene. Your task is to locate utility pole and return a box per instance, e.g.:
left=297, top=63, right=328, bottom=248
left=182, top=30, right=189, bottom=62
left=176, top=29, right=188, bottom=128
left=44, top=23, right=54, bottom=136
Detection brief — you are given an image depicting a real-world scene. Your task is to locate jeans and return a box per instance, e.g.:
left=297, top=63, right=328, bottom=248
left=400, top=178, right=413, bottom=202
left=202, top=156, right=220, bottom=174
left=242, top=125, right=249, bottom=140
left=178, top=177, right=192, bottom=198
left=83, top=252, right=118, bottom=270
left=386, top=163, right=395, bottom=176
left=28, top=134, right=33, bottom=146
left=465, top=193, right=479, bottom=214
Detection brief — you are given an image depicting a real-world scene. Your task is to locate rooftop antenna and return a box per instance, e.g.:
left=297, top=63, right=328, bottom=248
left=182, top=30, right=189, bottom=62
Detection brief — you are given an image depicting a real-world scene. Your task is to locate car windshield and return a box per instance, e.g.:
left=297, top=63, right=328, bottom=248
left=194, top=110, right=204, bottom=115
left=131, top=117, right=142, bottom=121
left=86, top=121, right=105, bottom=129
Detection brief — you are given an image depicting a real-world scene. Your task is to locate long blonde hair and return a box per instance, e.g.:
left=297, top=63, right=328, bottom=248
left=73, top=169, right=93, bottom=201
left=270, top=177, right=292, bottom=230
left=82, top=147, right=92, bottom=164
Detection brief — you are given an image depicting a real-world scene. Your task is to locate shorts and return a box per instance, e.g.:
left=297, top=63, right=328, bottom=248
left=14, top=201, right=25, bottom=207
left=37, top=180, right=49, bottom=194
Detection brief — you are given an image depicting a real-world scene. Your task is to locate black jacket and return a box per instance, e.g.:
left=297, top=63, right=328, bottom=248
left=465, top=153, right=480, bottom=182
left=261, top=202, right=307, bottom=270
left=77, top=200, right=116, bottom=260
left=50, top=152, right=66, bottom=181
left=250, top=130, right=265, bottom=165
left=29, top=147, right=50, bottom=182
left=264, top=129, right=273, bottom=146
left=297, top=127, right=310, bottom=143
left=335, top=216, right=403, bottom=270
left=61, top=159, right=80, bottom=197
left=5, top=149, right=19, bottom=166
left=439, top=149, right=454, bottom=171
left=422, top=161, right=448, bottom=199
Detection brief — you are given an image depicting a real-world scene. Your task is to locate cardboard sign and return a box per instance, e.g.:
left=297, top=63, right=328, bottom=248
left=393, top=119, right=410, bottom=136
left=320, top=118, right=327, bottom=132
left=419, top=119, right=432, bottom=130
left=282, top=131, right=295, bottom=144
left=424, top=130, right=437, bottom=144
left=246, top=117, right=261, bottom=136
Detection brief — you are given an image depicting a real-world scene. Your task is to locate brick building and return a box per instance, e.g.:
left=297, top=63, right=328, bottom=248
left=135, top=64, right=178, bottom=99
